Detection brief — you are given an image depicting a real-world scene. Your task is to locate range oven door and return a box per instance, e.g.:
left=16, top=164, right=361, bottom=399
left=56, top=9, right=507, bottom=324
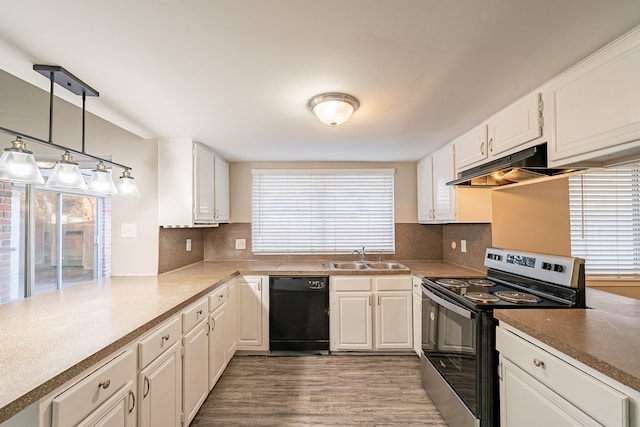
left=421, top=284, right=480, bottom=427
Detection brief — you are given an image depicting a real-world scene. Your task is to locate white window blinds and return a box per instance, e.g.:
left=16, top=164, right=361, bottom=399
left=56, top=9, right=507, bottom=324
left=252, top=169, right=395, bottom=254
left=569, top=162, right=640, bottom=275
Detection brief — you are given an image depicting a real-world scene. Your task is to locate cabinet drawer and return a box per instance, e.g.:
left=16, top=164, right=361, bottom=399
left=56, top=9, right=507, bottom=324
left=332, top=276, right=371, bottom=291
left=183, top=298, right=209, bottom=333
left=138, top=316, right=181, bottom=368
left=374, top=276, right=411, bottom=291
left=496, top=327, right=628, bottom=426
left=52, top=349, right=135, bottom=427
left=209, top=285, right=227, bottom=312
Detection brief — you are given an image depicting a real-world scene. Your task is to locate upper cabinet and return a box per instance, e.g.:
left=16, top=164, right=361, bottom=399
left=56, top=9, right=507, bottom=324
left=417, top=144, right=492, bottom=224
left=158, top=139, right=229, bottom=227
left=547, top=26, right=640, bottom=168
left=456, top=92, right=544, bottom=173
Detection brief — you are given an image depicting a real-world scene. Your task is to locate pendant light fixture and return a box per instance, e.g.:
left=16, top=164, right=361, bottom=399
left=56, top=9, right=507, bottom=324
left=0, top=65, right=141, bottom=196
left=117, top=169, right=141, bottom=197
left=87, top=161, right=118, bottom=195
left=0, top=137, right=45, bottom=184
left=307, top=92, right=359, bottom=127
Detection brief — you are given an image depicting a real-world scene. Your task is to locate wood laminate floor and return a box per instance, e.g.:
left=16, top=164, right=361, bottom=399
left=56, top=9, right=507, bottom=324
left=191, top=355, right=447, bottom=426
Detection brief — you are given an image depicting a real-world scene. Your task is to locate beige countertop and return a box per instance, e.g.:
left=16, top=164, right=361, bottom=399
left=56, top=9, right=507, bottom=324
left=495, top=288, right=640, bottom=392
left=0, top=259, right=481, bottom=423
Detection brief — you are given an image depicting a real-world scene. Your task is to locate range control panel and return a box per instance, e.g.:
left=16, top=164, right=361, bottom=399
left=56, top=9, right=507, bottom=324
left=485, top=247, right=583, bottom=288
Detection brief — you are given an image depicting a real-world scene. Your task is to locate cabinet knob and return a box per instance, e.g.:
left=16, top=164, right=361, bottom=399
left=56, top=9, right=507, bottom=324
left=533, top=358, right=545, bottom=368
left=98, top=379, right=111, bottom=390
left=161, top=334, right=170, bottom=341
left=197, top=309, right=203, bottom=316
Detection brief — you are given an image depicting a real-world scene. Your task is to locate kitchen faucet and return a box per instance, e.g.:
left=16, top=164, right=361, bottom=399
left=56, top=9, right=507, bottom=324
left=352, top=246, right=366, bottom=263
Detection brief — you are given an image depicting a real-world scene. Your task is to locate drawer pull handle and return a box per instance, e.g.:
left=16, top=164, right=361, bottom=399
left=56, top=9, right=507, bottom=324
left=219, top=294, right=224, bottom=300
left=161, top=334, right=170, bottom=341
left=143, top=376, right=150, bottom=398
left=98, top=379, right=110, bottom=390
left=533, top=358, right=545, bottom=368
left=197, top=309, right=203, bottom=316
left=128, top=390, right=135, bottom=414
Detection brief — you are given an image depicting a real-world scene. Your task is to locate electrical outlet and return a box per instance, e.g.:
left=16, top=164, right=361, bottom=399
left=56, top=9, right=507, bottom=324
left=186, top=239, right=192, bottom=252
left=461, top=240, right=467, bottom=253
left=235, top=239, right=246, bottom=250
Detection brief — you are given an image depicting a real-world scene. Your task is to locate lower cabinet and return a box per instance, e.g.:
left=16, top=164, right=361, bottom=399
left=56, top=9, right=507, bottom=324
left=236, top=275, right=269, bottom=351
left=51, top=350, right=136, bottom=427
left=224, top=280, right=238, bottom=362
left=496, top=324, right=635, bottom=427
left=412, top=276, right=422, bottom=356
left=208, top=303, right=227, bottom=390
left=330, top=275, right=412, bottom=352
left=182, top=300, right=211, bottom=426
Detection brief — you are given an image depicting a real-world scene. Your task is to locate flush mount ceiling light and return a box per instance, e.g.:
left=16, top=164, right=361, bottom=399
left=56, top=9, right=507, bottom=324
left=307, top=93, right=359, bottom=127
left=0, top=65, right=140, bottom=196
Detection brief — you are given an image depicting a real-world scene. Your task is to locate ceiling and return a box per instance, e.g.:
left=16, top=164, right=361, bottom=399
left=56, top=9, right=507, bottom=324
left=1, top=1, right=640, bottom=162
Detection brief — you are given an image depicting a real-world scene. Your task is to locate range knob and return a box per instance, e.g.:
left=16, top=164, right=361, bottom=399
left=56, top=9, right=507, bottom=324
left=542, top=262, right=552, bottom=271
left=553, top=264, right=564, bottom=273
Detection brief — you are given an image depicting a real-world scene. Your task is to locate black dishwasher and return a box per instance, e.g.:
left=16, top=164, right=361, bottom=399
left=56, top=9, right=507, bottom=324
left=269, top=276, right=329, bottom=354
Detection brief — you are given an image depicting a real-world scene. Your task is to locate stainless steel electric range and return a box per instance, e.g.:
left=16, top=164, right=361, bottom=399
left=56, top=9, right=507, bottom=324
left=420, top=247, right=586, bottom=427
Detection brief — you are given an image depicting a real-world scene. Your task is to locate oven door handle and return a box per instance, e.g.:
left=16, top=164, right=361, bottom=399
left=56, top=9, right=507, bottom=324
left=422, top=286, right=471, bottom=319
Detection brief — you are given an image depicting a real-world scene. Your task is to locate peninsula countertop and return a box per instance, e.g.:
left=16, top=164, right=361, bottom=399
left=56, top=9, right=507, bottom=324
left=0, top=259, right=482, bottom=423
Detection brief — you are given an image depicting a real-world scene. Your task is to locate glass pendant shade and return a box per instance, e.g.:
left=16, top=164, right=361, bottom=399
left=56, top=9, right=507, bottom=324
left=0, top=138, right=45, bottom=184
left=308, top=93, right=359, bottom=127
left=117, top=169, right=141, bottom=197
left=45, top=151, right=87, bottom=191
left=87, top=162, right=118, bottom=195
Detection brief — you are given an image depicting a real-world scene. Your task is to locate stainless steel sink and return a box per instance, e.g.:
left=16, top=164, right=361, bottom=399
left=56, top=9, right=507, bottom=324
left=330, top=261, right=407, bottom=270
left=330, top=261, right=369, bottom=270
left=365, top=261, right=407, bottom=270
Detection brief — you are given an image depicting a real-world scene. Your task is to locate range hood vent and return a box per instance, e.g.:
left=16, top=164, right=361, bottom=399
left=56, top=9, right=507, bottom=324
left=447, top=144, right=584, bottom=187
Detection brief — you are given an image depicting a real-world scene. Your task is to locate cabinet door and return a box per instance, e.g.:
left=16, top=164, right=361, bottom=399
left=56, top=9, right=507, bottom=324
left=77, top=382, right=133, bottom=427
left=548, top=31, right=640, bottom=165
left=225, top=282, right=238, bottom=362
left=375, top=291, right=412, bottom=350
left=209, top=305, right=226, bottom=390
left=487, top=91, right=542, bottom=157
left=193, top=143, right=215, bottom=223
left=332, top=292, right=373, bottom=351
left=431, top=144, right=456, bottom=221
left=214, top=156, right=229, bottom=223
left=182, top=320, right=209, bottom=425
left=138, top=341, right=181, bottom=427
left=417, top=157, right=434, bottom=223
left=412, top=288, right=422, bottom=356
left=237, top=276, right=264, bottom=348
left=499, top=358, right=601, bottom=427
left=455, top=124, right=488, bottom=171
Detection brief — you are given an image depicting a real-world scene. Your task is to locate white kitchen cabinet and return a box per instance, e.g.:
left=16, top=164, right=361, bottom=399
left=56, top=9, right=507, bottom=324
left=547, top=26, right=640, bottom=168
left=236, top=275, right=269, bottom=351
left=417, top=144, right=456, bottom=223
left=454, top=124, right=488, bottom=172
left=158, top=138, right=229, bottom=227
left=330, top=275, right=412, bottom=352
left=208, top=303, right=226, bottom=390
left=214, top=156, right=229, bottom=222
left=412, top=276, right=422, bottom=356
left=51, top=350, right=136, bottom=427
left=137, top=317, right=182, bottom=427
left=224, top=281, right=238, bottom=362
left=496, top=324, right=634, bottom=427
left=182, top=300, right=210, bottom=426
left=137, top=341, right=181, bottom=427
left=486, top=91, right=544, bottom=158
left=418, top=144, right=491, bottom=223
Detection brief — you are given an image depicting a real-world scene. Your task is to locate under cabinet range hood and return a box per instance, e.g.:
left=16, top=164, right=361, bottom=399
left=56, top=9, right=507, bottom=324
left=447, top=144, right=584, bottom=187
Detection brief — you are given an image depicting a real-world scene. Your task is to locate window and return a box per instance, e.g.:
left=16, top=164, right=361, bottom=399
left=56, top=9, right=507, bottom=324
left=0, top=184, right=110, bottom=304
left=252, top=169, right=395, bottom=254
left=569, top=162, right=640, bottom=276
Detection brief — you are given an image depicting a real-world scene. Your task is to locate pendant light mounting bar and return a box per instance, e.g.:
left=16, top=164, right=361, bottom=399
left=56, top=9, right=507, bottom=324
left=33, top=64, right=99, bottom=97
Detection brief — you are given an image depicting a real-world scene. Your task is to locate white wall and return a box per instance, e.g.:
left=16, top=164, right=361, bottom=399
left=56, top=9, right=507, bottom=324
left=229, top=161, right=418, bottom=223
left=0, top=70, right=159, bottom=276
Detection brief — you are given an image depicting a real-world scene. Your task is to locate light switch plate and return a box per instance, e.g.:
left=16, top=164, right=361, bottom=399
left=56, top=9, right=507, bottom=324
left=461, top=240, right=467, bottom=253
left=186, top=238, right=192, bottom=251
left=235, top=239, right=246, bottom=250
left=121, top=224, right=136, bottom=238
